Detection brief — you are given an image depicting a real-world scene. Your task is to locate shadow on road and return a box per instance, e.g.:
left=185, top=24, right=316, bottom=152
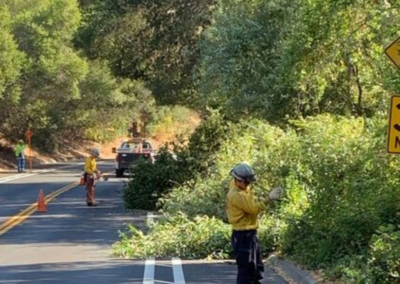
left=0, top=260, right=288, bottom=284
left=0, top=260, right=145, bottom=284
left=0, top=183, right=146, bottom=247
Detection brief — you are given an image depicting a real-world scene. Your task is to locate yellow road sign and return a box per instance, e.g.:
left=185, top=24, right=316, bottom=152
left=388, top=96, right=400, bottom=154
left=385, top=37, right=400, bottom=68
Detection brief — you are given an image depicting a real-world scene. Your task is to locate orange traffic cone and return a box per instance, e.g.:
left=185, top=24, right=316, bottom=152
left=37, top=189, right=47, bottom=212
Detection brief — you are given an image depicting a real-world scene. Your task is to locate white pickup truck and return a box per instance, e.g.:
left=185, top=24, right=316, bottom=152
left=111, top=139, right=155, bottom=177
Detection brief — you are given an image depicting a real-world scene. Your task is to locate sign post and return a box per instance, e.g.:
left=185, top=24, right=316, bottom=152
left=26, top=130, right=33, bottom=172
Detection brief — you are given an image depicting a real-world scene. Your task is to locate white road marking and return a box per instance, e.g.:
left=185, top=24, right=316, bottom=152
left=143, top=257, right=155, bottom=284
left=172, top=258, right=186, bottom=284
left=33, top=169, right=56, bottom=173
left=0, top=173, right=36, bottom=183
left=0, top=169, right=57, bottom=183
left=0, top=163, right=86, bottom=183
left=99, top=179, right=125, bottom=183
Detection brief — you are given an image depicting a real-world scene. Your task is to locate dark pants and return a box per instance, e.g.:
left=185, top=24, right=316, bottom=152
left=231, top=230, right=264, bottom=284
left=85, top=174, right=96, bottom=204
left=17, top=157, right=25, bottom=172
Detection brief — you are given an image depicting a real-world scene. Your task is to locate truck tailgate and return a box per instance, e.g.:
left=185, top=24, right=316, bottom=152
left=118, top=153, right=152, bottom=164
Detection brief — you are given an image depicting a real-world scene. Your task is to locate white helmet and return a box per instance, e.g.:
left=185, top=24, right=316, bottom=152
left=230, top=161, right=256, bottom=183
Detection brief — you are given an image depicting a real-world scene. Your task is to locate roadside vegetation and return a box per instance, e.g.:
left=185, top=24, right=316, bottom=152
left=0, top=0, right=198, bottom=152
left=114, top=1, right=400, bottom=283
left=1, top=0, right=400, bottom=283
left=118, top=114, right=400, bottom=283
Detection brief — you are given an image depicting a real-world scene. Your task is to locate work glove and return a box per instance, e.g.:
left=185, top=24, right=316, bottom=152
left=269, top=187, right=284, bottom=200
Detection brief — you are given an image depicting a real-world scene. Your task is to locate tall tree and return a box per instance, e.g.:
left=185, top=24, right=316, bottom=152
left=0, top=6, right=25, bottom=101
left=198, top=0, right=400, bottom=122
left=0, top=0, right=88, bottom=145
left=75, top=0, right=216, bottom=105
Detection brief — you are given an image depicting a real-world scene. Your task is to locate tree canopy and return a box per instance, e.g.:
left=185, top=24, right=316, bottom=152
left=75, top=0, right=216, bottom=105
left=198, top=0, right=400, bottom=121
left=4, top=0, right=398, bottom=149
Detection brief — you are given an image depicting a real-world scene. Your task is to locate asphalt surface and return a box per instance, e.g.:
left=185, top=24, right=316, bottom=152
left=0, top=161, right=288, bottom=284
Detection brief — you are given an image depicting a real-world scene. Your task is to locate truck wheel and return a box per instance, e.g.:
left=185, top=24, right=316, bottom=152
left=116, top=169, right=123, bottom=177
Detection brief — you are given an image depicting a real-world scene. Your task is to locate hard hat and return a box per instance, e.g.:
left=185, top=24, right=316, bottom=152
left=91, top=148, right=100, bottom=157
left=230, top=161, right=256, bottom=183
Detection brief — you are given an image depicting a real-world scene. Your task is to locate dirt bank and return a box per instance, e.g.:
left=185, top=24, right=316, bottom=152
left=0, top=114, right=201, bottom=171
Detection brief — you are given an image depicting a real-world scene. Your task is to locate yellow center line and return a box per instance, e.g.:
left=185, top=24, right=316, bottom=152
left=0, top=205, right=36, bottom=232
left=45, top=182, right=79, bottom=202
left=0, top=182, right=79, bottom=237
left=0, top=171, right=113, bottom=237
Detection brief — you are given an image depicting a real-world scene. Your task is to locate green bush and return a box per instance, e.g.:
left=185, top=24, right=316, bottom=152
left=123, top=112, right=230, bottom=210
left=161, top=178, right=229, bottom=219
left=123, top=150, right=178, bottom=210
left=113, top=213, right=279, bottom=259
left=280, top=115, right=400, bottom=269
left=118, top=113, right=400, bottom=283
left=113, top=213, right=232, bottom=259
left=327, top=225, right=400, bottom=284
left=368, top=225, right=400, bottom=283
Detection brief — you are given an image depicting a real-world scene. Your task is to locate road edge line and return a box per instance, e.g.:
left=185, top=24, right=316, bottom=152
left=172, top=257, right=186, bottom=284
left=143, top=257, right=155, bottom=284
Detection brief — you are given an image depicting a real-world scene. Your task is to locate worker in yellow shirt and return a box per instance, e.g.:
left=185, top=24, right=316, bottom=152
left=226, top=162, right=283, bottom=284
left=84, top=148, right=102, bottom=206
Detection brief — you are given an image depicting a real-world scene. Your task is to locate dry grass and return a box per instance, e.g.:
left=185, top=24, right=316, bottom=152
left=0, top=112, right=202, bottom=170
left=150, top=111, right=201, bottom=148
left=0, top=137, right=97, bottom=171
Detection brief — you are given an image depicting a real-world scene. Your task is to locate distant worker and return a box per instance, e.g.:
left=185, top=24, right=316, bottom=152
left=14, top=140, right=26, bottom=173
left=226, top=162, right=283, bottom=284
left=84, top=148, right=102, bottom=206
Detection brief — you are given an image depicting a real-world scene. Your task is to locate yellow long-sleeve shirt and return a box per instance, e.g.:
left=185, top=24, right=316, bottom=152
left=84, top=156, right=97, bottom=175
left=226, top=180, right=266, bottom=231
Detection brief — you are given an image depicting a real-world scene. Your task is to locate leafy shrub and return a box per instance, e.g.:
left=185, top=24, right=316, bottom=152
left=368, top=225, right=400, bottom=283
left=123, top=150, right=178, bottom=210
left=161, top=178, right=229, bottom=219
left=161, top=118, right=289, bottom=219
left=281, top=115, right=400, bottom=269
left=326, top=225, right=400, bottom=284
left=119, top=113, right=400, bottom=283
left=123, top=112, right=230, bottom=210
left=113, top=213, right=232, bottom=259
left=113, top=213, right=278, bottom=259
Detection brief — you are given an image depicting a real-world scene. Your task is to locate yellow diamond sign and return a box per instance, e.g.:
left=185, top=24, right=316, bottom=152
left=385, top=37, right=400, bottom=68
left=387, top=96, right=400, bottom=154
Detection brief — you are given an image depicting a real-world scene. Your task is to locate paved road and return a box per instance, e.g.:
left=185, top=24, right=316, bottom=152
left=0, top=162, right=288, bottom=284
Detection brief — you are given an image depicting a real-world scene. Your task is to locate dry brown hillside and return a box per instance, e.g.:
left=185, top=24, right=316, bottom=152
left=0, top=113, right=201, bottom=171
